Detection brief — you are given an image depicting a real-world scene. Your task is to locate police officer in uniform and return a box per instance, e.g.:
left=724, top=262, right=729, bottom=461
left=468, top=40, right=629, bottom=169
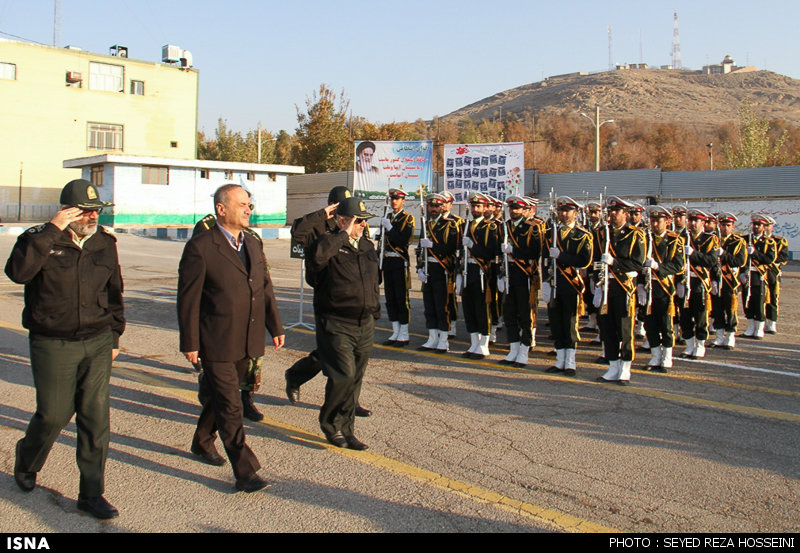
left=710, top=213, right=747, bottom=349
left=543, top=196, right=593, bottom=376
left=641, top=206, right=684, bottom=372
left=740, top=214, right=777, bottom=340
left=6, top=179, right=124, bottom=519
left=379, top=188, right=415, bottom=346
left=596, top=196, right=645, bottom=385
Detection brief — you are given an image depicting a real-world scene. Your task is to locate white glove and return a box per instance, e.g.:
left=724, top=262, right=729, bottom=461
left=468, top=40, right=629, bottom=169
left=677, top=283, right=685, bottom=299
left=601, top=252, right=614, bottom=266
left=637, top=284, right=647, bottom=306
left=644, top=258, right=659, bottom=271
left=501, top=242, right=513, bottom=254
left=593, top=286, right=603, bottom=308
left=738, top=272, right=748, bottom=285
left=455, top=274, right=463, bottom=295
left=686, top=245, right=694, bottom=257
left=590, top=280, right=596, bottom=294
left=549, top=246, right=561, bottom=260
left=718, top=247, right=725, bottom=257
left=462, top=236, right=474, bottom=249
left=419, top=238, right=433, bottom=248
left=541, top=282, right=552, bottom=303
left=381, top=217, right=392, bottom=231
left=497, top=277, right=506, bottom=294
left=417, top=269, right=428, bottom=284
left=711, top=280, right=719, bottom=296
left=748, top=245, right=755, bottom=255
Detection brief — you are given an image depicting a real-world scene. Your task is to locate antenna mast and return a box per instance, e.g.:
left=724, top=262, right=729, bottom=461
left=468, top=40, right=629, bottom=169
left=53, top=0, right=61, bottom=47
left=671, top=11, right=682, bottom=69
left=608, top=25, right=613, bottom=70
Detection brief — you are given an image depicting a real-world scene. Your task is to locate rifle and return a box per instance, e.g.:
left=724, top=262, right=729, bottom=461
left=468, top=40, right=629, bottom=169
left=378, top=193, right=390, bottom=270
left=417, top=185, right=428, bottom=280
left=502, top=203, right=510, bottom=296
left=745, top=232, right=753, bottom=306
left=549, top=188, right=558, bottom=301
left=645, top=211, right=653, bottom=316
left=600, top=193, right=609, bottom=315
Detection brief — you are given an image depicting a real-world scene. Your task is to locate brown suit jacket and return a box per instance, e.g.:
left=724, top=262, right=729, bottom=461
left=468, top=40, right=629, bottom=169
left=178, top=225, right=282, bottom=362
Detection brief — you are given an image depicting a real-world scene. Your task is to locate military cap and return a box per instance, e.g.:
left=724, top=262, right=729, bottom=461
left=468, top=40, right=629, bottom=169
left=388, top=188, right=407, bottom=199
left=556, top=196, right=582, bottom=210
left=328, top=186, right=352, bottom=204
left=506, top=195, right=528, bottom=209
left=338, top=197, right=375, bottom=219
left=442, top=191, right=455, bottom=202
left=469, top=192, right=491, bottom=205
left=717, top=212, right=738, bottom=223
left=586, top=201, right=602, bottom=211
left=647, top=205, right=672, bottom=218
left=672, top=205, right=688, bottom=215
left=764, top=215, right=776, bottom=225
left=751, top=213, right=770, bottom=225
left=688, top=209, right=710, bottom=221
left=491, top=196, right=503, bottom=207
left=523, top=196, right=539, bottom=206
left=606, top=195, right=633, bottom=210
left=628, top=202, right=645, bottom=213
left=60, top=179, right=113, bottom=210
left=426, top=192, right=447, bottom=206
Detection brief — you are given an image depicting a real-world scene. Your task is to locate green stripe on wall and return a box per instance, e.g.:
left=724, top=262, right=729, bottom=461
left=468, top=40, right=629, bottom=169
left=100, top=212, right=285, bottom=226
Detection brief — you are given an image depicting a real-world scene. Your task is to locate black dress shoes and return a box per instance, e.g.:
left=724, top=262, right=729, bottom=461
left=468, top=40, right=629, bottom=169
left=77, top=495, right=119, bottom=519
left=241, top=391, right=264, bottom=422
left=545, top=366, right=564, bottom=373
left=14, top=440, right=36, bottom=492
left=355, top=406, right=372, bottom=417
left=285, top=376, right=300, bottom=404
left=191, top=445, right=226, bottom=466
left=325, top=431, right=349, bottom=448
left=344, top=435, right=369, bottom=451
left=235, top=473, right=271, bottom=493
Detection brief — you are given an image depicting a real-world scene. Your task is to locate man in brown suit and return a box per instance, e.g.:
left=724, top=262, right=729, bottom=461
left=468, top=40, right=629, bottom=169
left=178, top=184, right=284, bottom=493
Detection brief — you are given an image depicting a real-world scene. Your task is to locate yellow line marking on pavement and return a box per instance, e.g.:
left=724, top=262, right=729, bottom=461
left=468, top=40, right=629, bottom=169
left=110, top=359, right=617, bottom=533
left=0, top=319, right=26, bottom=333
left=289, top=327, right=800, bottom=423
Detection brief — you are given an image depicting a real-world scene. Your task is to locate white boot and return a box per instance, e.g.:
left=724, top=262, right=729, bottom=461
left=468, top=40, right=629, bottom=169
left=743, top=319, right=755, bottom=337
left=435, top=330, right=450, bottom=352
left=448, top=321, right=457, bottom=337
left=504, top=342, right=521, bottom=363
left=682, top=337, right=696, bottom=358
left=642, top=337, right=650, bottom=350
left=694, top=339, right=706, bottom=358
left=619, top=360, right=632, bottom=384
left=723, top=331, right=735, bottom=349
left=647, top=347, right=663, bottom=368
left=662, top=347, right=674, bottom=369
left=386, top=321, right=400, bottom=343
left=531, top=327, right=537, bottom=348
left=473, top=334, right=490, bottom=358
left=754, top=320, right=765, bottom=339
left=421, top=329, right=438, bottom=349
left=564, top=348, right=577, bottom=375
left=464, top=332, right=479, bottom=356
left=489, top=325, right=498, bottom=344
left=765, top=319, right=777, bottom=334
left=514, top=345, right=530, bottom=367
left=600, top=359, right=621, bottom=381
left=547, top=349, right=566, bottom=372
left=396, top=324, right=409, bottom=346
left=713, top=328, right=725, bottom=347
left=635, top=320, right=646, bottom=338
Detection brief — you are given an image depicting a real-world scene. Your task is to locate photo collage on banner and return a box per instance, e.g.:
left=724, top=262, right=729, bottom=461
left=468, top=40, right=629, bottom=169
left=443, top=142, right=524, bottom=204
left=353, top=140, right=432, bottom=203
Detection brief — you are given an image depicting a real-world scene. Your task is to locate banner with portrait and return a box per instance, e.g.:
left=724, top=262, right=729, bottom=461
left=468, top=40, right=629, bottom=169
left=353, top=140, right=432, bottom=201
left=443, top=142, right=524, bottom=204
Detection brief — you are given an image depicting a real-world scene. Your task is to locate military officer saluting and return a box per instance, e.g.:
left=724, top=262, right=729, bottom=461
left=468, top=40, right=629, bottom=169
left=418, top=193, right=460, bottom=352
left=379, top=188, right=415, bottom=347
left=596, top=196, right=645, bottom=385
left=641, top=206, right=685, bottom=372
left=740, top=214, right=777, bottom=339
left=543, top=196, right=593, bottom=376
left=710, top=212, right=747, bottom=349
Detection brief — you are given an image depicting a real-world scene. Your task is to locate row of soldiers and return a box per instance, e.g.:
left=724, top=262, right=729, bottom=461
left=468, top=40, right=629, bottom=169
left=375, top=188, right=788, bottom=385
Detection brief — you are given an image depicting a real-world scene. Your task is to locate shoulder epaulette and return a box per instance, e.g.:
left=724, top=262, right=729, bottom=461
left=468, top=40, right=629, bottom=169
left=243, top=227, right=263, bottom=243
left=26, top=223, right=48, bottom=234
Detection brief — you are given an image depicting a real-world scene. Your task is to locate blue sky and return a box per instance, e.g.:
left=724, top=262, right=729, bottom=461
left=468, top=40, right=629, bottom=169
left=2, top=0, right=798, bottom=135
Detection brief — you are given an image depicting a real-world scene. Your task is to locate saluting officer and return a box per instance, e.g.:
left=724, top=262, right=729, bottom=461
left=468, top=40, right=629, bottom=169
left=418, top=193, right=460, bottom=352
left=380, top=188, right=415, bottom=347
left=740, top=214, right=777, bottom=339
left=543, top=196, right=593, bottom=376
left=641, top=206, right=685, bottom=372
left=710, top=213, right=747, bottom=349
left=678, top=209, right=720, bottom=359
left=764, top=216, right=788, bottom=335
left=596, top=196, right=645, bottom=385
left=499, top=196, right=544, bottom=367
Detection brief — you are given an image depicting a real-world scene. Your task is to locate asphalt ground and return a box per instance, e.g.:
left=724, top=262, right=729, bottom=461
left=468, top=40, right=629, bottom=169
left=0, top=233, right=798, bottom=534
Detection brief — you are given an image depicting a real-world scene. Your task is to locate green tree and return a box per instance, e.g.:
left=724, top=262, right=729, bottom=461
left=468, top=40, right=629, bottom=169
left=721, top=100, right=788, bottom=168
left=292, top=84, right=351, bottom=173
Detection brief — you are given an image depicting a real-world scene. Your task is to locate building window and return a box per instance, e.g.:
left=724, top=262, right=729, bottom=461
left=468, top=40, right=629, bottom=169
left=0, top=62, right=16, bottom=80
left=89, top=62, right=123, bottom=92
left=130, top=80, right=144, bottom=95
left=224, top=170, right=234, bottom=181
left=247, top=171, right=255, bottom=181
left=268, top=172, right=277, bottom=182
left=170, top=141, right=178, bottom=148
left=142, top=166, right=168, bottom=185
left=88, top=123, right=123, bottom=151
left=90, top=165, right=104, bottom=187
left=199, top=169, right=209, bottom=179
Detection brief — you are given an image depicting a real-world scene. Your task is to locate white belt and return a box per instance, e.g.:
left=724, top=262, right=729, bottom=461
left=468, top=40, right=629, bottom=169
left=625, top=271, right=638, bottom=279
left=467, top=258, right=479, bottom=265
left=384, top=251, right=403, bottom=258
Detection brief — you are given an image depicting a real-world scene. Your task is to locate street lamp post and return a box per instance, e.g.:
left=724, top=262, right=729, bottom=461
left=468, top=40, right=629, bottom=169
left=707, top=142, right=714, bottom=170
left=580, top=105, right=614, bottom=172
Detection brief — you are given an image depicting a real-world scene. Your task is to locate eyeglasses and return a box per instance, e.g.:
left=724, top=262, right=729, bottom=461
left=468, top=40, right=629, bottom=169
left=80, top=208, right=103, bottom=215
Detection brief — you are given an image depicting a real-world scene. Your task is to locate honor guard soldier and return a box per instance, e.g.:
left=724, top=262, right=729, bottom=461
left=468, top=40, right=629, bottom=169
left=379, top=188, right=415, bottom=346
left=499, top=196, right=544, bottom=367
left=543, top=196, right=593, bottom=376
left=581, top=201, right=604, bottom=335
left=628, top=202, right=647, bottom=341
left=487, top=196, right=504, bottom=343
left=740, top=214, right=777, bottom=339
left=596, top=196, right=645, bottom=385
left=458, top=193, right=500, bottom=359
left=442, top=191, right=464, bottom=337
left=671, top=205, right=689, bottom=343
left=710, top=213, right=747, bottom=349
left=764, top=216, right=788, bottom=334
left=641, top=206, right=685, bottom=372
left=418, top=193, right=460, bottom=351
left=678, top=209, right=720, bottom=359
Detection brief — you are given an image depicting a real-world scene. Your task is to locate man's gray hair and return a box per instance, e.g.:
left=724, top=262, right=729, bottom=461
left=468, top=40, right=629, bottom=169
left=213, top=184, right=244, bottom=208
